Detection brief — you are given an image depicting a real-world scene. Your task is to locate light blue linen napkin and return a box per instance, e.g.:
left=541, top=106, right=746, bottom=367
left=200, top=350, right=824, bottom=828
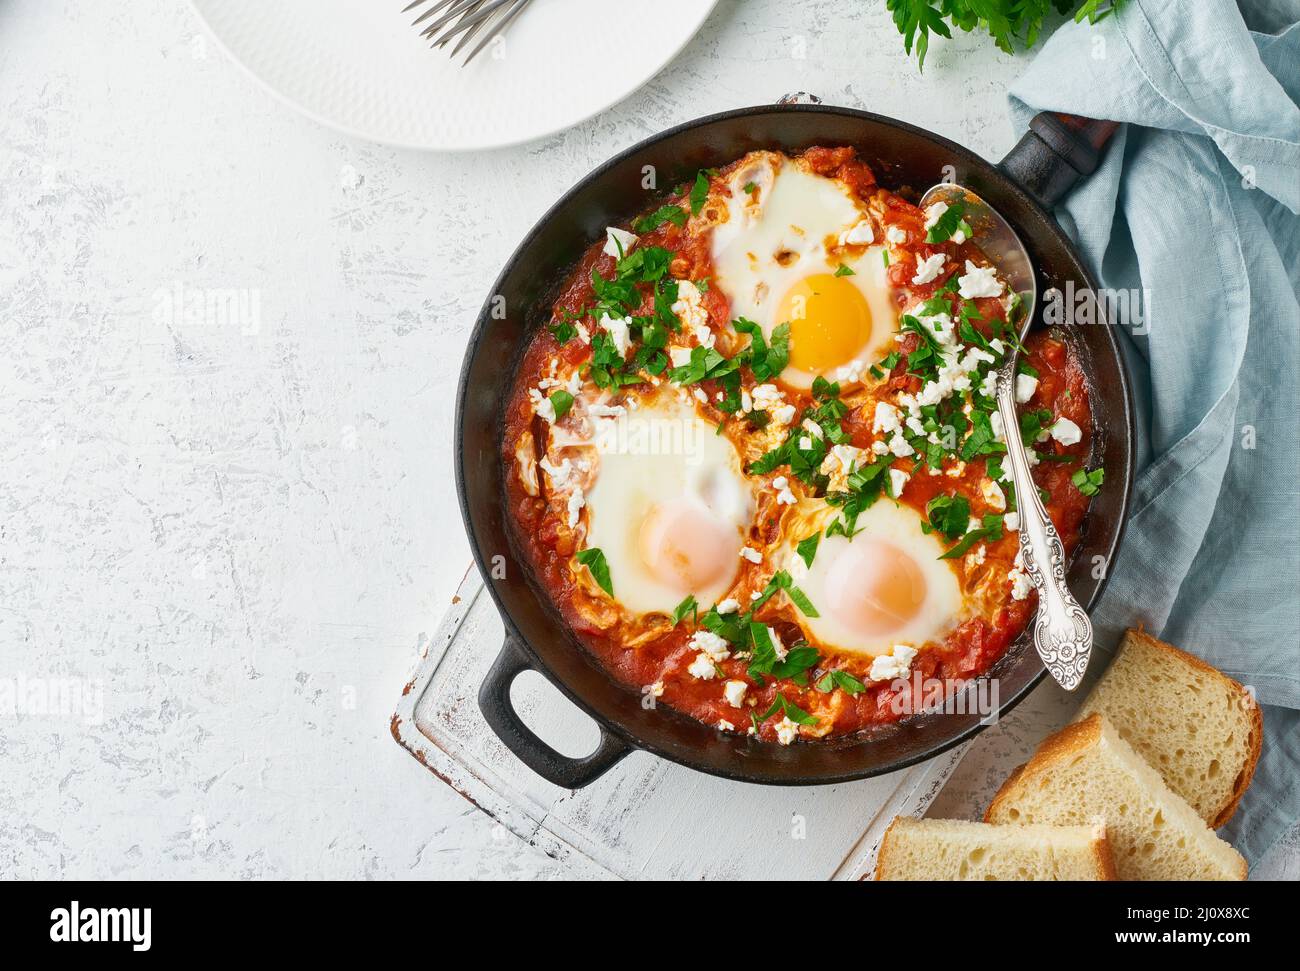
left=1008, top=0, right=1300, bottom=866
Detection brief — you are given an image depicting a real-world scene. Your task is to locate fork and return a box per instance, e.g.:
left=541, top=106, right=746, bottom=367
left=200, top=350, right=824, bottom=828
left=402, top=0, right=534, bottom=66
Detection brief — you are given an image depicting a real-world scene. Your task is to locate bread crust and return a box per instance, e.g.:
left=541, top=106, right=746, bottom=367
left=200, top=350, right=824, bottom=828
left=985, top=716, right=1104, bottom=823
left=1092, top=828, right=1119, bottom=881
left=1120, top=629, right=1262, bottom=828
left=874, top=814, right=1116, bottom=881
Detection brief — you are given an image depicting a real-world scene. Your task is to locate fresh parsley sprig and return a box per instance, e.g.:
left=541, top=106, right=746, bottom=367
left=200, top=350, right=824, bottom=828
left=885, top=0, right=1127, bottom=71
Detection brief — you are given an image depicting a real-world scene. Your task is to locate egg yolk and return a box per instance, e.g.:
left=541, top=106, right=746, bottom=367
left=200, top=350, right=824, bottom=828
left=823, top=538, right=927, bottom=636
left=638, top=501, right=737, bottom=595
left=777, top=273, right=872, bottom=374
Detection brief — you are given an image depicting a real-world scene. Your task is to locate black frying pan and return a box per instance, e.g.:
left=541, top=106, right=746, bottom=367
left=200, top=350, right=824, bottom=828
left=458, top=104, right=1133, bottom=789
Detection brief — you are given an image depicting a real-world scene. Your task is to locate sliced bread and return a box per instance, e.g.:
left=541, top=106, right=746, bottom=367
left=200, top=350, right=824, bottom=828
left=1077, top=628, right=1262, bottom=828
left=875, top=816, right=1116, bottom=881
left=986, top=714, right=1247, bottom=880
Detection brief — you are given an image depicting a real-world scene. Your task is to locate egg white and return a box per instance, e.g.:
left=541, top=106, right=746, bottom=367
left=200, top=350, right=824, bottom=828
left=583, top=393, right=753, bottom=616
left=710, top=159, right=901, bottom=390
left=779, top=500, right=963, bottom=658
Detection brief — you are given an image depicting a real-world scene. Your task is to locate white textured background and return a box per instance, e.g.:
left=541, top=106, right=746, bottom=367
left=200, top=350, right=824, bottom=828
left=2, top=0, right=1064, bottom=879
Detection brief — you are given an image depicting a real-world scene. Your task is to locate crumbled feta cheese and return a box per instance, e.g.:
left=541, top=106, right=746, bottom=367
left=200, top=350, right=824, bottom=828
left=740, top=389, right=753, bottom=413
left=945, top=460, right=966, bottom=478
left=690, top=630, right=731, bottom=661
left=1050, top=417, right=1083, bottom=446
left=715, top=598, right=740, bottom=615
left=693, top=387, right=709, bottom=405
left=830, top=443, right=863, bottom=473
left=694, top=324, right=716, bottom=349
left=588, top=403, right=627, bottom=418
left=1009, top=566, right=1032, bottom=600
left=872, top=401, right=902, bottom=436
left=566, top=489, right=585, bottom=528
left=889, top=467, right=910, bottom=498
left=645, top=681, right=665, bottom=698
left=965, top=544, right=987, bottom=569
left=717, top=719, right=736, bottom=732
left=957, top=260, right=1004, bottom=300
left=801, top=418, right=824, bottom=440
left=751, top=383, right=784, bottom=410
left=980, top=370, right=999, bottom=399
left=772, top=403, right=796, bottom=425
left=723, top=680, right=748, bottom=708
left=871, top=440, right=890, bottom=456
left=839, top=219, right=874, bottom=246
left=774, top=716, right=800, bottom=745
left=687, top=653, right=718, bottom=679
left=671, top=280, right=709, bottom=333
left=887, top=433, right=915, bottom=458
left=911, top=252, right=947, bottom=285
left=835, top=358, right=866, bottom=384
left=603, top=226, right=639, bottom=257
left=1015, top=373, right=1039, bottom=404
left=1025, top=447, right=1040, bottom=468
left=1005, top=511, right=1020, bottom=531
left=989, top=410, right=1005, bottom=443
left=739, top=546, right=762, bottom=564
left=869, top=645, right=918, bottom=682
left=669, top=346, right=694, bottom=367
left=981, top=478, right=1007, bottom=511
left=598, top=313, right=631, bottom=358
left=923, top=201, right=948, bottom=230
left=529, top=388, right=557, bottom=424
left=885, top=225, right=907, bottom=245
left=776, top=484, right=797, bottom=505
left=573, top=320, right=590, bottom=344
left=799, top=436, right=812, bottom=450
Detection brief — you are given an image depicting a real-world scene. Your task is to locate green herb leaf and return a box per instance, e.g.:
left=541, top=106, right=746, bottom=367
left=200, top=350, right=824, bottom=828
left=671, top=594, right=698, bottom=626
left=632, top=205, right=687, bottom=234
left=574, top=548, right=613, bottom=596
left=548, top=390, right=574, bottom=421
left=926, top=494, right=971, bottom=540
left=796, top=532, right=821, bottom=569
left=1072, top=466, right=1105, bottom=497
left=815, top=669, right=868, bottom=696
left=757, top=692, right=817, bottom=726
left=924, top=199, right=972, bottom=244
left=834, top=264, right=855, bottom=277
left=689, top=171, right=710, bottom=215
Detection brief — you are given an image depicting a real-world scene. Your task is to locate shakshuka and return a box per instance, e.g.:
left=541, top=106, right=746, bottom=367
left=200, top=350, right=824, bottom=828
left=503, top=147, right=1100, bottom=745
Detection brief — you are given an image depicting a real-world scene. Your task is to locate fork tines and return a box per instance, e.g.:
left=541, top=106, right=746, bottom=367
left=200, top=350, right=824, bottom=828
left=402, top=0, right=533, bottom=66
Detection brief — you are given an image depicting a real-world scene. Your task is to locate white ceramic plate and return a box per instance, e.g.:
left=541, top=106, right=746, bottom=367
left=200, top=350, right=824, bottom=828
left=190, top=0, right=720, bottom=152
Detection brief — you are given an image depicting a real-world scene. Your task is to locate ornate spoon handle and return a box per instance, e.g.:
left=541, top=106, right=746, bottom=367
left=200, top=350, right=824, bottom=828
left=996, top=357, right=1093, bottom=690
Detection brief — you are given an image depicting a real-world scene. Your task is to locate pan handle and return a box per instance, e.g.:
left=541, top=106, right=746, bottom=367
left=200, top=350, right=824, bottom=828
left=999, top=112, right=1120, bottom=209
left=478, top=634, right=632, bottom=789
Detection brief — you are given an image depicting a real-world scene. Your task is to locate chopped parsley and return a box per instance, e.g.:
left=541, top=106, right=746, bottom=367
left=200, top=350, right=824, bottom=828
left=815, top=669, right=867, bottom=696
left=574, top=548, right=613, bottom=596
left=548, top=389, right=574, bottom=421
left=925, top=199, right=973, bottom=244
left=756, top=692, right=817, bottom=726
left=834, top=264, right=855, bottom=277
left=632, top=205, right=687, bottom=234
left=796, top=532, right=821, bottom=569
left=1072, top=466, right=1104, bottom=496
left=671, top=594, right=698, bottom=626
left=689, top=171, right=711, bottom=215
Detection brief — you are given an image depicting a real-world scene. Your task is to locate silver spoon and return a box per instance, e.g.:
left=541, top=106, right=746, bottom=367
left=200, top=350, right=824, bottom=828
left=919, top=182, right=1093, bottom=691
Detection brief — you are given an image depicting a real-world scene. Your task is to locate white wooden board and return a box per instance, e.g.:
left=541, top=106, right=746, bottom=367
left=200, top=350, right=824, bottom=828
left=392, top=567, right=968, bottom=880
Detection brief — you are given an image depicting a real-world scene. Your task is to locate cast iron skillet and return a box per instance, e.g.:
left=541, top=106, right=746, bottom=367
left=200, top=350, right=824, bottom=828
left=458, top=103, right=1133, bottom=789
